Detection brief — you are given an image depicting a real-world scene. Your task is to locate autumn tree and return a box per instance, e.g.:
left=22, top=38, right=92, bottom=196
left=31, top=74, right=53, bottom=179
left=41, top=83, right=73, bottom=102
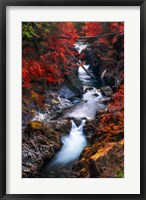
left=22, top=22, right=79, bottom=89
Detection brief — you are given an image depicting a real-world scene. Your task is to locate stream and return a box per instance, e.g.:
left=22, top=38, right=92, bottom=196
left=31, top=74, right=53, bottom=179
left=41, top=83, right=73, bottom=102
left=41, top=60, right=106, bottom=178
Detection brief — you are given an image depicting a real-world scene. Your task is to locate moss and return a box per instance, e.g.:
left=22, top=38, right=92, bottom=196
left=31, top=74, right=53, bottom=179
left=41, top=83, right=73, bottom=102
left=27, top=121, right=61, bottom=138
left=29, top=121, right=43, bottom=130
left=46, top=128, right=59, bottom=136
left=116, top=170, right=124, bottom=178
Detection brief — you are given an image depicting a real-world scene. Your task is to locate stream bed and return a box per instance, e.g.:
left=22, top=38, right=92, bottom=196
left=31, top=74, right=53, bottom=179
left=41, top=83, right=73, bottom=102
left=41, top=62, right=106, bottom=178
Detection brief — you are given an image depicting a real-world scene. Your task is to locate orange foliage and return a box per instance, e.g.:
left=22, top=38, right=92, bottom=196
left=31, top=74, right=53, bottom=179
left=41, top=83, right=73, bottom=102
left=98, top=84, right=124, bottom=136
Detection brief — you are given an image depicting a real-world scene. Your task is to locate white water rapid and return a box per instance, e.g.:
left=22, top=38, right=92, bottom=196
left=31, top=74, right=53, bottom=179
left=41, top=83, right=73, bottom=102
left=41, top=43, right=106, bottom=177
left=48, top=119, right=87, bottom=169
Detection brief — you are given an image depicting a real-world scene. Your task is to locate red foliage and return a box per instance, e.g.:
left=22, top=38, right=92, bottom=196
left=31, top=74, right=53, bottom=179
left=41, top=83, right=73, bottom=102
left=83, top=22, right=124, bottom=36
left=97, top=84, right=124, bottom=136
left=109, top=22, right=124, bottom=32
left=83, top=22, right=124, bottom=46
left=83, top=22, right=103, bottom=36
left=22, top=22, right=79, bottom=89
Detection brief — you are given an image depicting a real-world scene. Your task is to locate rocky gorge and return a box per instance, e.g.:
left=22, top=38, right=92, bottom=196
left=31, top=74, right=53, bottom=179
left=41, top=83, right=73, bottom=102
left=22, top=31, right=124, bottom=178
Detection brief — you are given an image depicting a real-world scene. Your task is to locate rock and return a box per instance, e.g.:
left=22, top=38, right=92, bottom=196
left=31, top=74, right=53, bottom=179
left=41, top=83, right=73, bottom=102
left=22, top=121, right=63, bottom=178
left=83, top=119, right=100, bottom=143
left=22, top=95, right=36, bottom=129
left=57, top=97, right=73, bottom=110
left=100, top=86, right=113, bottom=97
left=70, top=97, right=81, bottom=104
left=59, top=85, right=76, bottom=99
left=72, top=104, right=124, bottom=178
left=99, top=97, right=111, bottom=103
left=92, top=93, right=99, bottom=97
left=31, top=97, right=73, bottom=123
left=47, top=119, right=72, bottom=136
left=73, top=140, right=124, bottom=178
left=22, top=67, right=83, bottom=129
left=80, top=33, right=124, bottom=89
left=73, top=158, right=88, bottom=171
left=89, top=140, right=124, bottom=178
left=84, top=87, right=94, bottom=93
left=59, top=68, right=83, bottom=99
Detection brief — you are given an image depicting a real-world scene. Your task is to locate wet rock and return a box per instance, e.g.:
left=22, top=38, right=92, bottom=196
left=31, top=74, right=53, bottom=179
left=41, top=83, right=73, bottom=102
left=100, top=86, right=113, bottom=97
left=59, top=68, right=83, bottom=99
left=89, top=140, right=124, bottom=178
left=31, top=97, right=73, bottom=123
left=99, top=97, right=111, bottom=104
left=47, top=119, right=72, bottom=136
left=84, top=87, right=94, bottom=93
left=84, top=119, right=100, bottom=143
left=59, top=85, right=76, bottom=99
left=22, top=121, right=63, bottom=178
left=70, top=97, right=81, bottom=104
left=92, top=93, right=99, bottom=97
left=57, top=97, right=73, bottom=111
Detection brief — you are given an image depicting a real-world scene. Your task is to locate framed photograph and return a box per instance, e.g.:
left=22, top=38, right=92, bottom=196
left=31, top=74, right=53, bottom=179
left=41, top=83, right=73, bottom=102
left=0, top=0, right=145, bottom=199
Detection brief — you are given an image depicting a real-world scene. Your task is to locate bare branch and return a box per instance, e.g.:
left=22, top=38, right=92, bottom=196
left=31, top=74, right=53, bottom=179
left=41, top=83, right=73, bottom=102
left=79, top=31, right=124, bottom=40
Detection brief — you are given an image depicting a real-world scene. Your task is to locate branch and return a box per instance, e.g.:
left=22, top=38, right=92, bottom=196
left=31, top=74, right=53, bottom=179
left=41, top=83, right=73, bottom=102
left=58, top=31, right=124, bottom=41
left=79, top=31, right=124, bottom=40
left=70, top=53, right=95, bottom=79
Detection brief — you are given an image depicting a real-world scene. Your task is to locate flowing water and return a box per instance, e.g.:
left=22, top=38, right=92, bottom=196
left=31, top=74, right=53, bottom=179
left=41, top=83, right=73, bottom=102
left=49, top=120, right=87, bottom=168
left=39, top=44, right=106, bottom=177
left=64, top=64, right=105, bottom=120
left=42, top=120, right=87, bottom=177
left=41, top=62, right=106, bottom=177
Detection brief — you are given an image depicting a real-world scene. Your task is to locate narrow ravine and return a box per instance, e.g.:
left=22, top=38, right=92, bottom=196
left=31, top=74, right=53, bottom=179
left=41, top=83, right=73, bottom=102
left=41, top=52, right=106, bottom=178
left=22, top=22, right=124, bottom=178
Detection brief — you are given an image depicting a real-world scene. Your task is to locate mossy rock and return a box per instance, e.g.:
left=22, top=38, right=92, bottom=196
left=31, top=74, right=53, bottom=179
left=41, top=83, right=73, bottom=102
left=27, top=121, right=60, bottom=137
left=29, top=121, right=43, bottom=130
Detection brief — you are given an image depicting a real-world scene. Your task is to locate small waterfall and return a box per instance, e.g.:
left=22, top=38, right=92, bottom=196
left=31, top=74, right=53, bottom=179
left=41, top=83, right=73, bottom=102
left=70, top=119, right=77, bottom=130
left=48, top=119, right=87, bottom=170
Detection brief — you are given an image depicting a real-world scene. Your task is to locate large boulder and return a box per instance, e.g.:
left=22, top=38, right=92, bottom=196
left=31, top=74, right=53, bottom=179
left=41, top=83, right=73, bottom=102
left=59, top=68, right=83, bottom=99
left=22, top=121, right=63, bottom=178
left=47, top=119, right=72, bottom=136
left=100, top=86, right=113, bottom=97
left=89, top=140, right=124, bottom=178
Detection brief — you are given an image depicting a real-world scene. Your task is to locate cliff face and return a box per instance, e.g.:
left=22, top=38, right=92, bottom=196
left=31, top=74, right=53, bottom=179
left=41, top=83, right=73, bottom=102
left=81, top=33, right=124, bottom=89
